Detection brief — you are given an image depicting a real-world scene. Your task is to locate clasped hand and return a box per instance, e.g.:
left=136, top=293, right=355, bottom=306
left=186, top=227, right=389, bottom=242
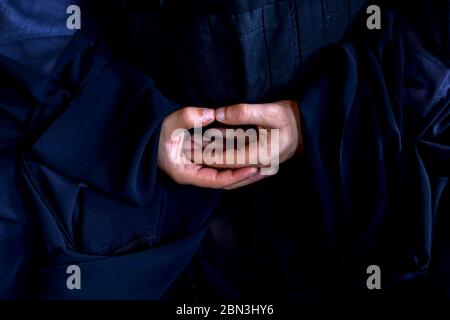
left=158, top=100, right=302, bottom=190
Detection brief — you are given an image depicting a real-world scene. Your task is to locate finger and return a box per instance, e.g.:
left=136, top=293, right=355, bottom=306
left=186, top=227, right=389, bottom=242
left=181, top=165, right=258, bottom=189
left=166, top=107, right=215, bottom=131
left=184, top=128, right=254, bottom=166
left=191, top=133, right=211, bottom=149
left=203, top=143, right=260, bottom=169
left=181, top=133, right=208, bottom=164
left=184, top=141, right=279, bottom=170
left=202, top=130, right=279, bottom=169
left=224, top=172, right=269, bottom=190
left=215, top=103, right=283, bottom=128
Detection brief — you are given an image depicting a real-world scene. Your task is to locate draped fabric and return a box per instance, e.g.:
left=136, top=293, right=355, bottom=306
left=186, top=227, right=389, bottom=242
left=0, top=0, right=78, bottom=75
left=0, top=2, right=221, bottom=299
left=0, top=0, right=448, bottom=299
left=296, top=8, right=450, bottom=297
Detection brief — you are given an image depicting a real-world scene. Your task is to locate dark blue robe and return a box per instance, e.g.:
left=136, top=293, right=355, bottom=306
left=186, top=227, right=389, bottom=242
left=0, top=0, right=448, bottom=299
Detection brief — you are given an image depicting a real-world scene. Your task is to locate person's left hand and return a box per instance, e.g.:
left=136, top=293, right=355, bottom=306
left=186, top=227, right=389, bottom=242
left=193, top=100, right=303, bottom=189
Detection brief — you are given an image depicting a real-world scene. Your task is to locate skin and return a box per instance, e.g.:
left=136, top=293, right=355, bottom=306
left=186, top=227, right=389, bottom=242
left=158, top=100, right=303, bottom=190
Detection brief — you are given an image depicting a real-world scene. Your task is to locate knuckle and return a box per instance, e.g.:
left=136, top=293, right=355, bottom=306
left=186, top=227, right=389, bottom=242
left=267, top=104, right=280, bottom=115
left=210, top=175, right=222, bottom=189
left=180, top=108, right=193, bottom=123
left=236, top=103, right=249, bottom=121
left=267, top=103, right=289, bottom=126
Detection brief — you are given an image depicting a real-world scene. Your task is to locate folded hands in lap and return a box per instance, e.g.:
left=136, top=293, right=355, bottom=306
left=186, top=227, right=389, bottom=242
left=158, top=100, right=303, bottom=190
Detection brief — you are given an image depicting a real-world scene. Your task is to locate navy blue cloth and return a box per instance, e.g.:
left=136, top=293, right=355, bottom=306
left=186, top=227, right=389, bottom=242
left=0, top=2, right=222, bottom=299
left=0, top=0, right=448, bottom=300
left=295, top=9, right=449, bottom=297
left=0, top=0, right=78, bottom=74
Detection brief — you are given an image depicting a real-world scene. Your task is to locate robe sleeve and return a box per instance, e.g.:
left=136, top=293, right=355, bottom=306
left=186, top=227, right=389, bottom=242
left=0, top=15, right=205, bottom=299
left=19, top=26, right=181, bottom=206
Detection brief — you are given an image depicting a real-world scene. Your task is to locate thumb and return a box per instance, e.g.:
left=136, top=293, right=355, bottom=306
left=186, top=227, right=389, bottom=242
left=215, top=103, right=276, bottom=128
left=167, top=107, right=215, bottom=130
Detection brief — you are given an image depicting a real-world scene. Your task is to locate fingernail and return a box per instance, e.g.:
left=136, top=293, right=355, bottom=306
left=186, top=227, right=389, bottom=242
left=216, top=108, right=225, bottom=121
left=202, top=109, right=215, bottom=121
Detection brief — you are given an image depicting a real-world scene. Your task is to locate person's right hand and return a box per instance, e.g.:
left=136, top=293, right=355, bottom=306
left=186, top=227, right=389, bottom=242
left=158, top=107, right=258, bottom=189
